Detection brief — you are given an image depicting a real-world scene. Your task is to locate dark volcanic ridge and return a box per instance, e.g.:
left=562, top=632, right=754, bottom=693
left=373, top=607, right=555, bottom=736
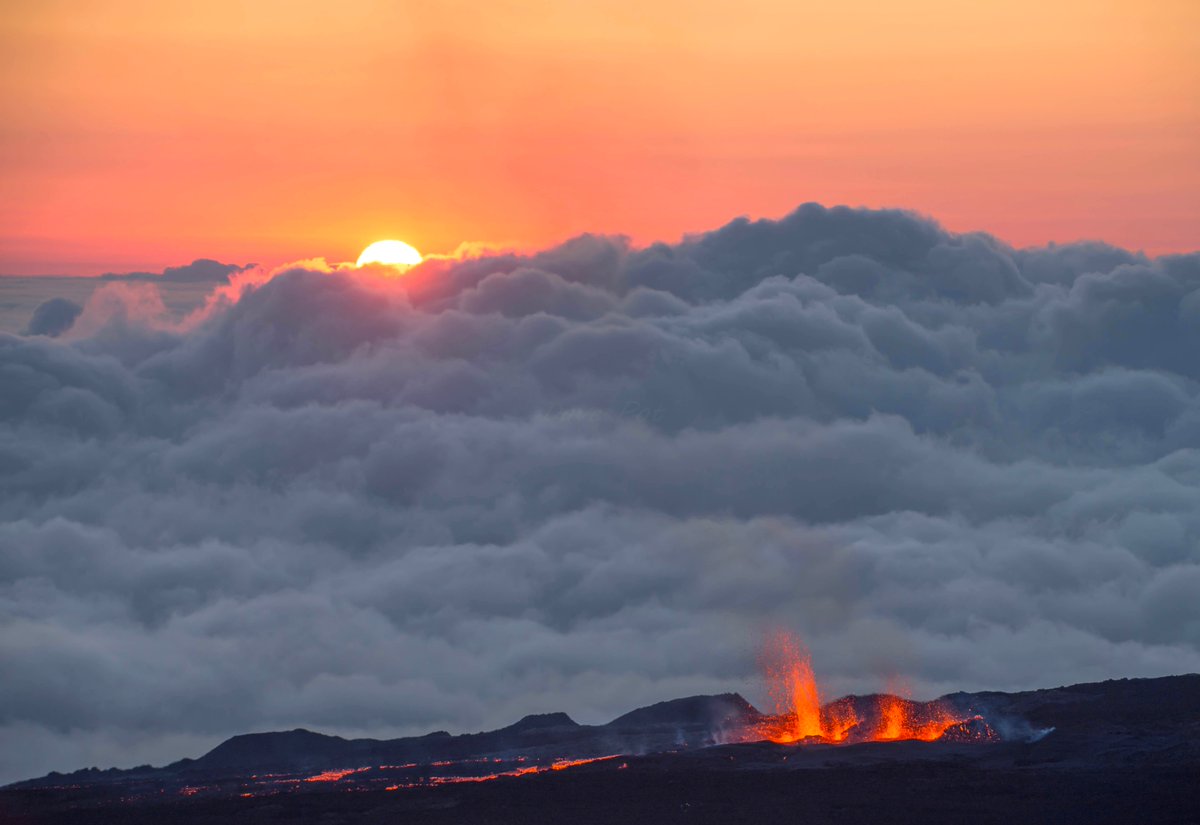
left=8, top=692, right=758, bottom=794
left=4, top=675, right=1199, bottom=824
left=7, top=675, right=1199, bottom=801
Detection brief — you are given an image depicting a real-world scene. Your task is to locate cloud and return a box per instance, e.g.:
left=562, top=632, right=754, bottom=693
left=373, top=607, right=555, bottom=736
left=22, top=297, right=82, bottom=337
left=1, top=203, right=1199, bottom=783
left=100, top=258, right=255, bottom=284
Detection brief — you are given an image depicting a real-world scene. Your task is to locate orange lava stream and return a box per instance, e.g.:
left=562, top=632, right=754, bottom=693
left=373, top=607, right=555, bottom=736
left=550, top=755, right=622, bottom=771
left=304, top=767, right=369, bottom=783
left=382, top=754, right=623, bottom=791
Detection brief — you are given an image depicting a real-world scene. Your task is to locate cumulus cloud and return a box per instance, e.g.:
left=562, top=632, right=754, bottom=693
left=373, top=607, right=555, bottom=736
left=22, top=297, right=82, bottom=337
left=1, top=204, right=1199, bottom=783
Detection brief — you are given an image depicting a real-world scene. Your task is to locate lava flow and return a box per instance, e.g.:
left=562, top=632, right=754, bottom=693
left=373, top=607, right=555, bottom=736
left=751, top=631, right=996, bottom=745
left=304, top=767, right=369, bottom=783
left=383, top=755, right=623, bottom=791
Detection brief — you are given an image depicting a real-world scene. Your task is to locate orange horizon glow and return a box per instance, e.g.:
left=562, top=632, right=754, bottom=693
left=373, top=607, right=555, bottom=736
left=2, top=0, right=1197, bottom=276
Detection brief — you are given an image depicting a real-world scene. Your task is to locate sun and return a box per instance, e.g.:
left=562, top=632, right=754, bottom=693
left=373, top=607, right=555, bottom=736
left=356, top=240, right=423, bottom=267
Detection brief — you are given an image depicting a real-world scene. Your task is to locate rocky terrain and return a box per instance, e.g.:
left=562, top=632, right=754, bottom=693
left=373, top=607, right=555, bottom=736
left=3, top=675, right=1197, bottom=824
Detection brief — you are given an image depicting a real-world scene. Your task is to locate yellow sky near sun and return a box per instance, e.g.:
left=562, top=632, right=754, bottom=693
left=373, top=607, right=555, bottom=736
left=1, top=0, right=1197, bottom=273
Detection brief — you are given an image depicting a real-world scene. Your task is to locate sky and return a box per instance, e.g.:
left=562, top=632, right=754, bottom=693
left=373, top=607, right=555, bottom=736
left=2, top=0, right=1200, bottom=789
left=2, top=0, right=1198, bottom=275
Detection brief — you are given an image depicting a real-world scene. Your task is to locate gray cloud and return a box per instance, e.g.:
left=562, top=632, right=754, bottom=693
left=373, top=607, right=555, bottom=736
left=1, top=203, right=1198, bottom=784
left=100, top=258, right=255, bottom=284
left=22, top=297, right=83, bottom=337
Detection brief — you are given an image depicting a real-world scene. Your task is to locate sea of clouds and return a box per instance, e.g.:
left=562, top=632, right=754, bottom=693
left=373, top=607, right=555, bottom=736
left=2, top=203, right=1198, bottom=782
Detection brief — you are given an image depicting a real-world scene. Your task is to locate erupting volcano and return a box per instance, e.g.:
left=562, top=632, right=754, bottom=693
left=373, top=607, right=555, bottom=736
left=5, top=674, right=1198, bottom=825
left=749, top=632, right=997, bottom=745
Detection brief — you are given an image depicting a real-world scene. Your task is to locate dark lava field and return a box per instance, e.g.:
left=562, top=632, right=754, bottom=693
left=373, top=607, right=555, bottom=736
left=3, top=674, right=1198, bottom=824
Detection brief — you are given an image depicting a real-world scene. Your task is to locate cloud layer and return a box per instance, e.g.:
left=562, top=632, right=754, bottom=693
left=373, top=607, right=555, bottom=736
left=2, top=204, right=1199, bottom=782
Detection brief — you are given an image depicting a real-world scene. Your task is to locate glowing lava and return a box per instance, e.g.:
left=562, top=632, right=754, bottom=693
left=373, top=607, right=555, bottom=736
left=304, top=767, right=369, bottom=783
left=755, top=631, right=847, bottom=743
left=550, top=756, right=621, bottom=771
left=751, top=632, right=993, bottom=745
left=382, top=755, right=622, bottom=791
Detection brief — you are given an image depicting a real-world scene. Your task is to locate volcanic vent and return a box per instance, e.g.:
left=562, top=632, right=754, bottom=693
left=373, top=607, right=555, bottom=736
left=745, top=632, right=999, bottom=745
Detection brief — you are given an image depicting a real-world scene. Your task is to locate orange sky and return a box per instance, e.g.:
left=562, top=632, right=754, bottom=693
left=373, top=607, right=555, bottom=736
left=1, top=0, right=1197, bottom=275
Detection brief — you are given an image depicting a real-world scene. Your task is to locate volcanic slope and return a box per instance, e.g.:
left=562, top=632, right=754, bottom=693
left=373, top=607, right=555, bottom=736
left=2, top=675, right=1198, bottom=824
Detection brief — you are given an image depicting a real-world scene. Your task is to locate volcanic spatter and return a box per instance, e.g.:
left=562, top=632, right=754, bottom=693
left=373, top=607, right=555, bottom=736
left=749, top=632, right=999, bottom=745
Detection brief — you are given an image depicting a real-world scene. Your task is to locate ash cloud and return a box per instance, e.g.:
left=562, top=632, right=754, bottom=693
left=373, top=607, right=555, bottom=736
left=2, top=203, right=1199, bottom=783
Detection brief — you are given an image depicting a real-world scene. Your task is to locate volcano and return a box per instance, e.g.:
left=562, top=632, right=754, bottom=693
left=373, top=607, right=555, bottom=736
left=3, top=674, right=1198, bottom=824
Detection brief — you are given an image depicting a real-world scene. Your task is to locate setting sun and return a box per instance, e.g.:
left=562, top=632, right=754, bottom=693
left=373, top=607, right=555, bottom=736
left=356, top=240, right=422, bottom=267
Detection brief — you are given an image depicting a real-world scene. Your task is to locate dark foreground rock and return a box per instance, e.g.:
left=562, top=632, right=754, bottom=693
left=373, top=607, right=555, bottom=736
left=3, top=675, right=1198, bottom=824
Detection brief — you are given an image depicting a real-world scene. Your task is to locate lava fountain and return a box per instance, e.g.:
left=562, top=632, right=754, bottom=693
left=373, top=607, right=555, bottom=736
left=751, top=632, right=996, bottom=745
